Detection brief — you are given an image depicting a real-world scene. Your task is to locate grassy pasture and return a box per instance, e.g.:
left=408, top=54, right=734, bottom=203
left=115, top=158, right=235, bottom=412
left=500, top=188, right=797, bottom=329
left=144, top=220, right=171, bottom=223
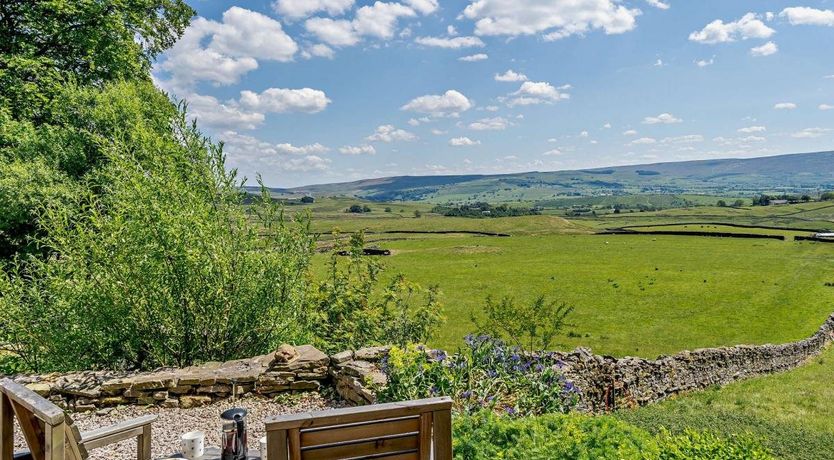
left=618, top=347, right=834, bottom=460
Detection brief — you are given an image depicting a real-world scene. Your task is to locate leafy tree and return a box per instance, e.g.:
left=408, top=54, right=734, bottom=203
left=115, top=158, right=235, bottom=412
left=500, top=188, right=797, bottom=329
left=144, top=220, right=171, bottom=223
left=820, top=192, right=834, bottom=201
left=414, top=210, right=422, bottom=218
left=0, top=0, right=193, bottom=121
left=732, top=199, right=745, bottom=207
left=300, top=196, right=315, bottom=203
left=716, top=200, right=727, bottom=207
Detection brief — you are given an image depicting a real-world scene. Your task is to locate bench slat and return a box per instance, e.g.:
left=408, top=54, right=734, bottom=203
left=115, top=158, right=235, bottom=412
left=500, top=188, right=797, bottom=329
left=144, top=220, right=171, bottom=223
left=301, top=417, right=420, bottom=448
left=301, top=434, right=417, bottom=460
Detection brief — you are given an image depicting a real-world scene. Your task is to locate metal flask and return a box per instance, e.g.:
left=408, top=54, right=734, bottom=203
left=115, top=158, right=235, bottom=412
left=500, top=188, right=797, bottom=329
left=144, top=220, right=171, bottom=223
left=220, top=408, right=249, bottom=460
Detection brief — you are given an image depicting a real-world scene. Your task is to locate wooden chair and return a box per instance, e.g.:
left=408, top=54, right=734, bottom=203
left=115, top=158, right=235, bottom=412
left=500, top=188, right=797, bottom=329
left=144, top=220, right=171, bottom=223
left=264, top=396, right=452, bottom=460
left=0, top=378, right=156, bottom=460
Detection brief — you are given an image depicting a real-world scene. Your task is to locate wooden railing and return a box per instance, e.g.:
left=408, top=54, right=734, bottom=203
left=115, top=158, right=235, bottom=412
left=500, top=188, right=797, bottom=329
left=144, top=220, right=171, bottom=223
left=264, top=397, right=453, bottom=460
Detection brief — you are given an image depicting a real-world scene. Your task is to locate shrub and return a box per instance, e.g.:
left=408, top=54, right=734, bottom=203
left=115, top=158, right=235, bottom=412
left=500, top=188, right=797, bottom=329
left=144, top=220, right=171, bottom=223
left=472, top=295, right=573, bottom=352
left=378, top=336, right=579, bottom=416
left=452, top=411, right=774, bottom=460
left=309, top=232, right=444, bottom=353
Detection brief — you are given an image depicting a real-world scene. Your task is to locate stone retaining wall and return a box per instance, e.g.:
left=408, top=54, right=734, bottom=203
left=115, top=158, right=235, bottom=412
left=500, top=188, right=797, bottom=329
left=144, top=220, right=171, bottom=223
left=9, top=313, right=834, bottom=413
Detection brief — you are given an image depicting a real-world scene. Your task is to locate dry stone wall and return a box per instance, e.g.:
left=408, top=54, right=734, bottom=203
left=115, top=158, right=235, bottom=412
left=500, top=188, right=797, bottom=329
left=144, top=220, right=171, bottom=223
left=9, top=313, right=834, bottom=413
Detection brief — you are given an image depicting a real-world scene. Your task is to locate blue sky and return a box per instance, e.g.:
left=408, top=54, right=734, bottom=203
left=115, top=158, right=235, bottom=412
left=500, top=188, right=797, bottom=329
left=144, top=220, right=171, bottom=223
left=152, top=0, right=834, bottom=188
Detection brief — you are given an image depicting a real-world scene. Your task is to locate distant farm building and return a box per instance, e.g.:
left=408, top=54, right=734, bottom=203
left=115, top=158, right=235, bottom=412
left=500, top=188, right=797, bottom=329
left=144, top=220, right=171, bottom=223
left=770, top=199, right=789, bottom=205
left=814, top=232, right=834, bottom=239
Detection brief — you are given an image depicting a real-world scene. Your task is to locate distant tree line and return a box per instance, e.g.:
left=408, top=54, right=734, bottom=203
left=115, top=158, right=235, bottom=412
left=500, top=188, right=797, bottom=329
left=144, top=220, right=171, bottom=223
left=751, top=194, right=813, bottom=206
left=432, top=202, right=542, bottom=218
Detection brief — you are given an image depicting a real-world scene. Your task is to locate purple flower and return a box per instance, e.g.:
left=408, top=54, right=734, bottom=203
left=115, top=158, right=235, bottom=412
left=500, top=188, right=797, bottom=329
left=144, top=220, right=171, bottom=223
left=505, top=407, right=516, bottom=415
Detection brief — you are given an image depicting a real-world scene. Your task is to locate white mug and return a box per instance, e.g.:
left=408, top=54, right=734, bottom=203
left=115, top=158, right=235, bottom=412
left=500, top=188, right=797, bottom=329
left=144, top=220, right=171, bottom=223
left=181, top=431, right=205, bottom=459
left=260, top=436, right=268, bottom=460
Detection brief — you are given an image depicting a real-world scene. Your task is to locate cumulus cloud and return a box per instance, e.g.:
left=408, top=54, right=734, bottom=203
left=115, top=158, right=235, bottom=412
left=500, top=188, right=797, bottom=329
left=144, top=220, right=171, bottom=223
left=542, top=149, right=564, bottom=156
left=156, top=8, right=297, bottom=89
left=301, top=43, right=336, bottom=59
left=401, top=90, right=473, bottom=117
left=661, top=134, right=704, bottom=144
left=622, top=129, right=638, bottom=136
left=468, top=117, right=510, bottom=130
left=459, top=53, right=489, bottom=61
left=630, top=137, right=657, bottom=145
left=738, top=126, right=766, bottom=133
left=696, top=57, right=715, bottom=67
left=239, top=88, right=331, bottom=114
left=506, top=81, right=569, bottom=106
left=643, top=113, right=682, bottom=124
left=462, top=0, right=641, bottom=40
left=449, top=136, right=481, bottom=146
left=791, top=128, right=831, bottom=138
left=272, top=0, right=355, bottom=19
left=774, top=102, right=797, bottom=110
left=645, top=0, right=670, bottom=10
left=780, top=7, right=834, bottom=26
left=415, top=36, right=484, bottom=48
left=304, top=1, right=434, bottom=48
left=820, top=104, right=834, bottom=111
left=689, top=13, right=775, bottom=44
left=339, top=144, right=377, bottom=155
left=185, top=94, right=265, bottom=130
left=220, top=131, right=331, bottom=172
left=366, top=125, right=418, bottom=142
left=495, top=70, right=528, bottom=82
left=751, top=41, right=778, bottom=57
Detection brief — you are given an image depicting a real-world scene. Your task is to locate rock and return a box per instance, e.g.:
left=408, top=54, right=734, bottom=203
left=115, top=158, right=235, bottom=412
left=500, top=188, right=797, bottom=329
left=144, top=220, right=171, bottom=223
left=169, top=385, right=194, bottom=395
left=25, top=383, right=53, bottom=397
left=101, top=396, right=128, bottom=406
left=355, top=346, right=390, bottom=361
left=95, top=407, right=115, bottom=416
left=180, top=395, right=213, bottom=409
left=341, top=361, right=376, bottom=378
left=290, top=381, right=320, bottom=391
left=197, top=384, right=231, bottom=394
left=153, top=391, right=169, bottom=401
left=162, top=398, right=180, bottom=408
left=330, top=350, right=354, bottom=365
left=74, top=404, right=97, bottom=412
left=273, top=344, right=299, bottom=364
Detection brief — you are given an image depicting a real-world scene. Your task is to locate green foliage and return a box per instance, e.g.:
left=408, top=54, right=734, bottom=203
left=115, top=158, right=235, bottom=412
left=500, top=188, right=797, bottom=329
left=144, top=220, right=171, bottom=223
left=309, top=233, right=444, bottom=353
left=472, top=295, right=574, bottom=352
left=346, top=204, right=371, bottom=213
left=821, top=191, right=834, bottom=201
left=379, top=337, right=579, bottom=417
left=432, top=202, right=542, bottom=218
left=0, top=0, right=193, bottom=120
left=452, top=411, right=773, bottom=460
left=0, top=83, right=317, bottom=371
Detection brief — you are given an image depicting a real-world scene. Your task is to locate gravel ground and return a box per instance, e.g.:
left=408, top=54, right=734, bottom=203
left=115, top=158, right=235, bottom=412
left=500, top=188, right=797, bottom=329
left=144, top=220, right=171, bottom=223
left=13, top=393, right=341, bottom=460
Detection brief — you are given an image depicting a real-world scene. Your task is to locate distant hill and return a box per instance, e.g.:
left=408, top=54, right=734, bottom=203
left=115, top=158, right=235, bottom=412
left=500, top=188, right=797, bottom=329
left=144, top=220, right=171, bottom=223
left=278, top=151, right=834, bottom=202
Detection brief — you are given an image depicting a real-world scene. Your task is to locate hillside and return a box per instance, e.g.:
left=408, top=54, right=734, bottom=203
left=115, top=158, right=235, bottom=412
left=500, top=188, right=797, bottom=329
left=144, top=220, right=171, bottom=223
left=281, top=151, right=834, bottom=202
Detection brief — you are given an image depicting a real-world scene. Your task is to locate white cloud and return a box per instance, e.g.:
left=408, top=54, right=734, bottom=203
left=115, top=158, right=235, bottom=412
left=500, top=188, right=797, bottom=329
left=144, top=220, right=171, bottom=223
left=645, top=0, right=669, bottom=10
left=239, top=88, right=331, bottom=114
left=301, top=43, right=336, bottom=59
left=186, top=94, right=265, bottom=130
left=273, top=143, right=330, bottom=155
left=401, top=90, right=473, bottom=116
left=542, top=149, right=564, bottom=156
left=156, top=8, right=299, bottom=89
left=819, top=104, right=834, bottom=111
left=630, top=137, right=657, bottom=145
left=780, top=7, right=834, bottom=26
left=738, top=125, right=766, bottom=133
left=603, top=122, right=612, bottom=129
left=462, top=0, right=641, bottom=40
left=459, top=53, right=489, bottom=61
left=430, top=129, right=447, bottom=135
left=415, top=36, right=485, bottom=48
left=403, top=0, right=439, bottom=15
left=825, top=75, right=834, bottom=79
left=353, top=2, right=417, bottom=39
left=661, top=134, right=704, bottom=144
left=220, top=131, right=331, bottom=172
left=448, top=25, right=458, bottom=36
left=774, top=102, right=797, bottom=110
left=696, top=57, right=715, bottom=67
left=305, top=18, right=360, bottom=46
left=751, top=41, right=778, bottom=57
left=791, top=128, right=832, bottom=138
left=339, top=144, right=377, bottom=155
left=623, top=129, right=638, bottom=136
left=495, top=70, right=528, bottom=82
left=579, top=130, right=590, bottom=138
left=449, top=137, right=481, bottom=146
left=654, top=58, right=664, bottom=67
left=469, top=116, right=510, bottom=130
left=643, top=113, right=682, bottom=124
left=506, top=81, right=569, bottom=106
left=366, top=125, right=418, bottom=142
left=272, top=0, right=355, bottom=19
left=689, top=13, right=775, bottom=44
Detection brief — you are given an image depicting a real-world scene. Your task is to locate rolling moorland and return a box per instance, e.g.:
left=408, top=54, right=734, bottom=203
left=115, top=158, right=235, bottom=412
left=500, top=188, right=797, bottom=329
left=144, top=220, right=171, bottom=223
left=253, top=151, right=834, bottom=459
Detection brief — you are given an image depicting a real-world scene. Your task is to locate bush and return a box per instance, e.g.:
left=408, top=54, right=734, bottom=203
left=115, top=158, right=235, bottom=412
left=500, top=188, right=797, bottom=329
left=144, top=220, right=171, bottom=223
left=472, top=295, right=573, bottom=352
left=379, top=336, right=579, bottom=416
left=452, top=411, right=774, bottom=460
left=309, top=232, right=444, bottom=353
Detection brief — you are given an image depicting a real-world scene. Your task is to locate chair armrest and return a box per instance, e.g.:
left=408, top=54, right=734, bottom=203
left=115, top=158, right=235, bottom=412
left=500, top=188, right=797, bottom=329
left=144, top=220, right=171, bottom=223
left=80, top=414, right=158, bottom=450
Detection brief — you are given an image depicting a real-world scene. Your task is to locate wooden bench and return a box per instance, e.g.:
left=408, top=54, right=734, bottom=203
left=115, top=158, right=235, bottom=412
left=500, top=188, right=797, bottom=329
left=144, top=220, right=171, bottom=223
left=0, top=378, right=157, bottom=460
left=264, top=397, right=452, bottom=460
